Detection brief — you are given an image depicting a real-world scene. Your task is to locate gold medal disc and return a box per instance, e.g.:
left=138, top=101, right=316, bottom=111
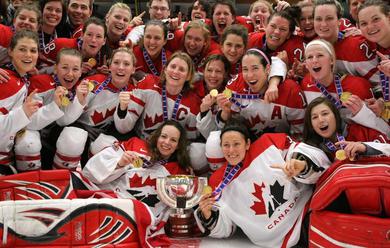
left=133, top=157, right=143, bottom=168
left=61, top=96, right=70, bottom=107
left=340, top=92, right=352, bottom=102
left=223, top=88, right=232, bottom=98
left=382, top=102, right=390, bottom=121
left=16, top=128, right=26, bottom=138
left=88, top=58, right=97, bottom=67
left=202, top=185, right=213, bottom=195
left=210, top=89, right=218, bottom=97
left=335, top=149, right=347, bottom=161
left=87, top=81, right=95, bottom=92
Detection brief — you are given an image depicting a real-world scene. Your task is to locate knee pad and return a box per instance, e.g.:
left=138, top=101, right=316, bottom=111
left=89, top=134, right=118, bottom=157
left=54, top=127, right=88, bottom=170
left=189, top=142, right=209, bottom=175
left=205, top=131, right=225, bottom=171
left=14, top=130, right=42, bottom=172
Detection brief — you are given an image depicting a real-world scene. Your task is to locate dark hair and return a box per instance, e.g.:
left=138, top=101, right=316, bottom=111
left=187, top=0, right=211, bottom=19
left=203, top=54, right=231, bottom=77
left=220, top=116, right=251, bottom=142
left=212, top=0, right=236, bottom=17
left=147, top=120, right=191, bottom=170
left=67, top=0, right=94, bottom=9
left=40, top=0, right=66, bottom=27
left=82, top=17, right=107, bottom=37
left=358, top=0, right=389, bottom=20
left=14, top=4, right=42, bottom=25
left=303, top=97, right=342, bottom=147
left=221, top=24, right=248, bottom=48
left=268, top=7, right=297, bottom=34
left=244, top=48, right=271, bottom=68
left=161, top=51, right=195, bottom=92
left=147, top=0, right=172, bottom=10
left=56, top=47, right=82, bottom=64
left=314, top=0, right=343, bottom=19
left=144, top=19, right=169, bottom=40
left=10, top=29, right=39, bottom=50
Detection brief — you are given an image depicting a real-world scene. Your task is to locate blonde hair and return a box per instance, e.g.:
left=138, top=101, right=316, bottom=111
left=305, top=39, right=336, bottom=72
left=106, top=2, right=132, bottom=21
left=161, top=52, right=195, bottom=92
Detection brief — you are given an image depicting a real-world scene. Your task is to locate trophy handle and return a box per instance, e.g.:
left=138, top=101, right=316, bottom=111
left=156, top=177, right=208, bottom=209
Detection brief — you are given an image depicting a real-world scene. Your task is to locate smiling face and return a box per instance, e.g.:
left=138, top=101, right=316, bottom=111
left=221, top=130, right=250, bottom=166
left=110, top=51, right=135, bottom=88
left=191, top=1, right=207, bottom=20
left=42, top=1, right=63, bottom=28
left=213, top=4, right=234, bottom=35
left=249, top=1, right=271, bottom=27
left=149, top=0, right=170, bottom=20
left=164, top=57, right=189, bottom=91
left=157, top=125, right=180, bottom=159
left=8, top=37, right=38, bottom=75
left=144, top=24, right=166, bottom=59
left=299, top=5, right=316, bottom=39
left=13, top=9, right=39, bottom=32
left=184, top=27, right=207, bottom=56
left=314, top=4, right=339, bottom=42
left=242, top=54, right=269, bottom=93
left=204, top=59, right=225, bottom=91
left=265, top=15, right=291, bottom=50
left=221, top=34, right=245, bottom=64
left=358, top=5, right=390, bottom=46
left=67, top=0, right=92, bottom=26
left=106, top=7, right=131, bottom=38
left=310, top=102, right=337, bottom=139
left=349, top=0, right=365, bottom=22
left=305, top=44, right=334, bottom=84
left=81, top=23, right=106, bottom=58
left=55, top=54, right=82, bottom=89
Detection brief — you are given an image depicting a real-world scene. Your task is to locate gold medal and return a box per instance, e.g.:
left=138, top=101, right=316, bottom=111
left=16, top=128, right=26, bottom=138
left=223, top=88, right=232, bottom=98
left=381, top=102, right=390, bottom=121
left=133, top=157, right=143, bottom=168
left=87, top=81, right=95, bottom=92
left=61, top=96, right=70, bottom=107
left=210, top=89, right=218, bottom=97
left=340, top=92, right=352, bottom=102
left=202, top=185, right=212, bottom=195
left=88, top=58, right=97, bottom=67
left=335, top=149, right=347, bottom=161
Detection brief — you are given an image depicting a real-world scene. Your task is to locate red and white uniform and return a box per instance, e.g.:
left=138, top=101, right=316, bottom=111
left=83, top=137, right=188, bottom=217
left=114, top=74, right=201, bottom=140
left=0, top=69, right=29, bottom=167
left=0, top=24, right=13, bottom=65
left=248, top=32, right=306, bottom=65
left=334, top=35, right=380, bottom=89
left=222, top=74, right=306, bottom=138
left=195, top=133, right=331, bottom=247
left=62, top=74, right=135, bottom=130
left=301, top=74, right=389, bottom=136
left=133, top=45, right=172, bottom=76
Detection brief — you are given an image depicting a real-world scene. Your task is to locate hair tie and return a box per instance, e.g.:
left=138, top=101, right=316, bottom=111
left=247, top=48, right=271, bottom=65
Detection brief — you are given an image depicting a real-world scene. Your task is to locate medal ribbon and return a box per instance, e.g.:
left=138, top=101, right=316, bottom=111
left=379, top=70, right=389, bottom=102
left=143, top=47, right=167, bottom=76
left=162, top=84, right=183, bottom=121
left=212, top=162, right=242, bottom=201
left=315, top=75, right=343, bottom=109
left=39, top=30, right=57, bottom=52
left=53, top=74, right=76, bottom=101
left=140, top=157, right=168, bottom=168
left=325, top=133, right=346, bottom=152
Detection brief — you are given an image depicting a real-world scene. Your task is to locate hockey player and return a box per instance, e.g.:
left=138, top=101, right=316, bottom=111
left=83, top=120, right=193, bottom=217
left=0, top=30, right=40, bottom=174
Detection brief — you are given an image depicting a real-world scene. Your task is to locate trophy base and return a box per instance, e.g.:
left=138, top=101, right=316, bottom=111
left=165, top=210, right=201, bottom=238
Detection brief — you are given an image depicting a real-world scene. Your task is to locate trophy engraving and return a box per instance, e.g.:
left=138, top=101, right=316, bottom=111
left=156, top=175, right=208, bottom=238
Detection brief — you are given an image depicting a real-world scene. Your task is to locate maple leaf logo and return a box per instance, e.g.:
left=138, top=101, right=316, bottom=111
left=127, top=173, right=159, bottom=207
left=267, top=180, right=287, bottom=217
left=250, top=182, right=267, bottom=215
left=91, top=107, right=116, bottom=125
left=248, top=115, right=265, bottom=128
left=144, top=113, right=163, bottom=129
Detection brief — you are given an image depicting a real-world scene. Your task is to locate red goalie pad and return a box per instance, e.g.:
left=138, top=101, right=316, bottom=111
left=309, top=157, right=390, bottom=247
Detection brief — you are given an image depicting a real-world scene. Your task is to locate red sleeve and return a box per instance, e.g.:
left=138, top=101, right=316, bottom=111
left=0, top=24, right=12, bottom=47
left=28, top=74, right=55, bottom=94
left=347, top=123, right=390, bottom=143
left=248, top=32, right=266, bottom=49
left=166, top=29, right=184, bottom=52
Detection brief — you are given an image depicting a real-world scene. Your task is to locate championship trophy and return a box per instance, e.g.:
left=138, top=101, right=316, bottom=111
left=156, top=175, right=208, bottom=238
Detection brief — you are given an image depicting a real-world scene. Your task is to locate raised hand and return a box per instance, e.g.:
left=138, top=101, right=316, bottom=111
left=130, top=11, right=145, bottom=27
left=76, top=80, right=89, bottom=105
left=335, top=140, right=366, bottom=161
left=119, top=91, right=131, bottom=111
left=23, top=89, right=40, bottom=118
left=271, top=159, right=306, bottom=178
left=198, top=193, right=217, bottom=220
left=0, top=68, right=10, bottom=83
